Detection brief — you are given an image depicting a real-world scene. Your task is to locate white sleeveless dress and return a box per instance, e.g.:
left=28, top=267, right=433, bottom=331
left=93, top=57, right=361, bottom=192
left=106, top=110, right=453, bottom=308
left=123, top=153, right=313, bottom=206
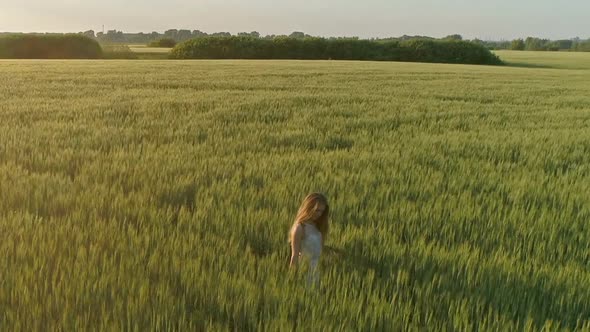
left=296, top=222, right=322, bottom=287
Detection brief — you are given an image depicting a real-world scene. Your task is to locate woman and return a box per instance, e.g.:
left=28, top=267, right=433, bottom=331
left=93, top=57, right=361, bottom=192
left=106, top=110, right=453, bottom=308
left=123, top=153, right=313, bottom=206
left=289, top=192, right=330, bottom=287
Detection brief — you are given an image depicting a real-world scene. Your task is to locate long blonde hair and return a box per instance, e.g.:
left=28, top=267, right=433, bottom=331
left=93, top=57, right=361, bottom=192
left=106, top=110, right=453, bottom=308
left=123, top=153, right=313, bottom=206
left=290, top=192, right=330, bottom=244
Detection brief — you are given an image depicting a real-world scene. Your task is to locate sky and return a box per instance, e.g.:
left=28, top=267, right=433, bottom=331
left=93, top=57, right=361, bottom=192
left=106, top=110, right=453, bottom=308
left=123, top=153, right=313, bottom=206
left=1, top=0, right=589, bottom=40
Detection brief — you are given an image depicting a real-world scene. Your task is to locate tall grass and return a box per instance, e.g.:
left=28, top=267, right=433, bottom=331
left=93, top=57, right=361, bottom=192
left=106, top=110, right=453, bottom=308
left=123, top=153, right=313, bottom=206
left=1, top=58, right=589, bottom=330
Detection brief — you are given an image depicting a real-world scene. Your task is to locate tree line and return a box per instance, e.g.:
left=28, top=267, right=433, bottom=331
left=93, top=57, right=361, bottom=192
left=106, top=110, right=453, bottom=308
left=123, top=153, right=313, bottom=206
left=3, top=30, right=589, bottom=52
left=1, top=31, right=588, bottom=60
left=85, top=29, right=590, bottom=52
left=0, top=34, right=102, bottom=59
left=508, top=37, right=590, bottom=52
left=0, top=33, right=500, bottom=64
left=170, top=36, right=503, bottom=65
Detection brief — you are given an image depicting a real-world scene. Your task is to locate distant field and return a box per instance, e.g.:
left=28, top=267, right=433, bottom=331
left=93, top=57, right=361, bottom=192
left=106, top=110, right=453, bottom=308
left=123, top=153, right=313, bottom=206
left=125, top=45, right=171, bottom=59
left=495, top=50, right=590, bottom=69
left=1, top=59, right=589, bottom=330
left=129, top=45, right=173, bottom=54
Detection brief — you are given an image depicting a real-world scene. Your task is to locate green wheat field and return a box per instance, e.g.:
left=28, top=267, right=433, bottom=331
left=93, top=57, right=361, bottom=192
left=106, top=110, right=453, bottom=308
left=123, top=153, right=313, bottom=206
left=1, top=51, right=590, bottom=330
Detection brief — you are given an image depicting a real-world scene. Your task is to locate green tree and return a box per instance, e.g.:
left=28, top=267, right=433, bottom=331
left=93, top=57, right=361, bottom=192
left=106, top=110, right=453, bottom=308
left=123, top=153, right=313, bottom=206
left=524, top=37, right=548, bottom=51
left=210, top=32, right=231, bottom=37
left=239, top=31, right=260, bottom=38
left=444, top=34, right=463, bottom=41
left=289, top=31, right=306, bottom=39
left=82, top=30, right=95, bottom=39
left=192, top=30, right=207, bottom=38
left=511, top=39, right=525, bottom=50
left=177, top=30, right=192, bottom=41
left=552, top=39, right=573, bottom=50
left=471, top=38, right=484, bottom=45
left=164, top=29, right=178, bottom=40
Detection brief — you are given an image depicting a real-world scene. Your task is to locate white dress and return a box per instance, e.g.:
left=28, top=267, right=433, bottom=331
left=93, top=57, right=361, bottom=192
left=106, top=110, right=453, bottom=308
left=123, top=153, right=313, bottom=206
left=296, top=222, right=322, bottom=287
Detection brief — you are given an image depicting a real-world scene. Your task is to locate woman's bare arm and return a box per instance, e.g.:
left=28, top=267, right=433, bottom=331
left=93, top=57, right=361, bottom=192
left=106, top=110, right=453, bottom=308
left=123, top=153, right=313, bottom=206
left=290, top=224, right=304, bottom=268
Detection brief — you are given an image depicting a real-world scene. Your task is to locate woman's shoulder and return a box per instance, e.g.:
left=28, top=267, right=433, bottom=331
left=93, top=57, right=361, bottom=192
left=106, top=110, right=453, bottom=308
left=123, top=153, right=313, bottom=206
left=290, top=222, right=305, bottom=238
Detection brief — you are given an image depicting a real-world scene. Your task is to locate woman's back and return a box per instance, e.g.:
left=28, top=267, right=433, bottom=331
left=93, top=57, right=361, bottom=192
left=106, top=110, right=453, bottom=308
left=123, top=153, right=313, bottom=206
left=293, top=222, right=322, bottom=287
left=300, top=223, right=322, bottom=264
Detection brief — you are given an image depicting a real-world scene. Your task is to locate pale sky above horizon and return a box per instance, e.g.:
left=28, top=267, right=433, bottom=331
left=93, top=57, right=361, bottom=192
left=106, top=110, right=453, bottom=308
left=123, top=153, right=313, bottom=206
left=1, top=0, right=589, bottom=40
